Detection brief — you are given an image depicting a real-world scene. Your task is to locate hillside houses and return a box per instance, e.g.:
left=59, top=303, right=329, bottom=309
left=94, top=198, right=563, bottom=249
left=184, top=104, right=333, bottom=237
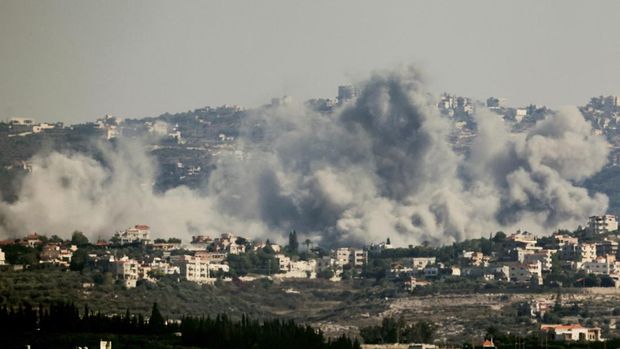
left=39, top=243, right=75, bottom=267
left=4, top=212, right=620, bottom=292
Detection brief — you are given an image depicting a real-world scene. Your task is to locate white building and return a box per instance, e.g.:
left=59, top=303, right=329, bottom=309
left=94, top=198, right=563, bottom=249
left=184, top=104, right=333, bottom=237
left=149, top=257, right=180, bottom=275
left=589, top=214, right=618, bottom=234
left=274, top=254, right=317, bottom=278
left=541, top=324, right=603, bottom=342
left=579, top=243, right=597, bottom=262
left=334, top=248, right=368, bottom=268
left=523, top=249, right=557, bottom=271
left=412, top=257, right=436, bottom=270
left=110, top=256, right=139, bottom=288
left=506, top=260, right=543, bottom=285
left=508, top=231, right=538, bottom=247
left=580, top=255, right=617, bottom=275
left=515, top=108, right=528, bottom=122
left=178, top=256, right=215, bottom=284
left=32, top=122, right=56, bottom=133
left=114, top=225, right=151, bottom=245
left=0, top=248, right=5, bottom=265
left=275, top=254, right=291, bottom=271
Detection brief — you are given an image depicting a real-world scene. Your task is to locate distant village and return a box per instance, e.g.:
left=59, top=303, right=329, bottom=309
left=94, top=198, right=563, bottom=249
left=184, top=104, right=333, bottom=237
left=0, top=215, right=619, bottom=291
left=3, top=215, right=620, bottom=342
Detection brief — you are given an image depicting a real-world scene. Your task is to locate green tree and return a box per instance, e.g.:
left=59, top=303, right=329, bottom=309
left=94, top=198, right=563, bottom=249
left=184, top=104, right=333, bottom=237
left=288, top=230, right=299, bottom=252
left=69, top=248, right=89, bottom=271
left=71, top=231, right=89, bottom=246
left=49, top=235, right=64, bottom=243
left=148, top=302, right=166, bottom=333
left=492, top=231, right=506, bottom=243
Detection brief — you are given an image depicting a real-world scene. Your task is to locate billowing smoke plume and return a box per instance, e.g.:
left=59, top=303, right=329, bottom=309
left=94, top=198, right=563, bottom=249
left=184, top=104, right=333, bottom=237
left=0, top=66, right=609, bottom=245
left=0, top=140, right=270, bottom=241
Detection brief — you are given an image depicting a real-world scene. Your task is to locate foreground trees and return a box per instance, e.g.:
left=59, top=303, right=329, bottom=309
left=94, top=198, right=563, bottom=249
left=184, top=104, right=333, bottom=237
left=0, top=302, right=360, bottom=349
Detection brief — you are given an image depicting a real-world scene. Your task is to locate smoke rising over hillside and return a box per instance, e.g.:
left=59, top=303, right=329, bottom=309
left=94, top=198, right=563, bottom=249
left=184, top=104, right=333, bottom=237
left=0, top=67, right=610, bottom=246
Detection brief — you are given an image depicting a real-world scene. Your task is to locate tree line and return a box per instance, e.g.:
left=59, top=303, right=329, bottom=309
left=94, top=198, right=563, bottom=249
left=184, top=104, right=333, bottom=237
left=0, top=302, right=360, bottom=349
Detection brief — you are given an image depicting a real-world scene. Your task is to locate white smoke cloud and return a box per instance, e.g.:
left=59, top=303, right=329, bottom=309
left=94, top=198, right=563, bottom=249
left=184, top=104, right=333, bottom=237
left=0, top=66, right=610, bottom=246
left=0, top=141, right=271, bottom=241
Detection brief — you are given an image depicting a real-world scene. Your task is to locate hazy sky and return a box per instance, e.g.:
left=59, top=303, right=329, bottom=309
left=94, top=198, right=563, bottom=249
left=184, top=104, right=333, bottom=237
left=1, top=1, right=619, bottom=123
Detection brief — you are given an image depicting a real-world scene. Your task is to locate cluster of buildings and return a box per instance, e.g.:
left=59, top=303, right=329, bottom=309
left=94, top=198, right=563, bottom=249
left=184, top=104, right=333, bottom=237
left=2, top=213, right=620, bottom=292
left=106, top=227, right=369, bottom=287
left=389, top=214, right=620, bottom=292
left=5, top=117, right=64, bottom=137
left=0, top=224, right=370, bottom=288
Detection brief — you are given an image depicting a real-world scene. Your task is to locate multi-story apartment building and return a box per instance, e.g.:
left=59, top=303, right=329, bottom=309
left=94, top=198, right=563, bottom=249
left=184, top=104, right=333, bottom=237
left=178, top=256, right=214, bottom=284
left=334, top=248, right=368, bottom=268
left=110, top=256, right=140, bottom=288
left=505, top=260, right=543, bottom=285
left=579, top=243, right=597, bottom=262
left=114, top=225, right=151, bottom=245
left=523, top=249, right=557, bottom=271
left=588, top=214, right=618, bottom=234
left=580, top=255, right=617, bottom=275
left=596, top=239, right=618, bottom=257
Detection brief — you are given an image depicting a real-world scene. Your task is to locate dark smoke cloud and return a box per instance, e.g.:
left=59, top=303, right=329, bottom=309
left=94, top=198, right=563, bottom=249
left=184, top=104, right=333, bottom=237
left=0, top=66, right=609, bottom=246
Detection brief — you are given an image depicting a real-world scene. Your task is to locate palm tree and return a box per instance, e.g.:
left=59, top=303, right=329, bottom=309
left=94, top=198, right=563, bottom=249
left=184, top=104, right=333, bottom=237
left=304, top=238, right=312, bottom=252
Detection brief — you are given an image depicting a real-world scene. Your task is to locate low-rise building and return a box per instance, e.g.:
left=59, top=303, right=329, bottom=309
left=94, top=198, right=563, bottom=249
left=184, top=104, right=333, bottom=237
left=39, top=243, right=73, bottom=266
left=404, top=276, right=431, bottom=291
left=412, top=257, right=436, bottom=270
left=21, top=233, right=43, bottom=248
left=152, top=242, right=181, bottom=251
left=508, top=231, right=538, bottom=248
left=540, top=324, right=603, bottom=342
left=194, top=251, right=227, bottom=263
left=275, top=254, right=317, bottom=278
left=554, top=234, right=578, bottom=247
left=149, top=257, right=180, bottom=275
left=423, top=266, right=439, bottom=277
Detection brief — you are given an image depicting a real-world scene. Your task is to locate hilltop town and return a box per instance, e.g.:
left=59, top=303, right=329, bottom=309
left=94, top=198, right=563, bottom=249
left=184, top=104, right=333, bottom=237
left=2, top=90, right=620, bottom=209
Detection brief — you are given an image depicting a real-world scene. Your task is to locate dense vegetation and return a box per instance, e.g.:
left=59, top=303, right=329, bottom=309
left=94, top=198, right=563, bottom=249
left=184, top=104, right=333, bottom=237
left=359, top=316, right=436, bottom=344
left=0, top=302, right=360, bottom=349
